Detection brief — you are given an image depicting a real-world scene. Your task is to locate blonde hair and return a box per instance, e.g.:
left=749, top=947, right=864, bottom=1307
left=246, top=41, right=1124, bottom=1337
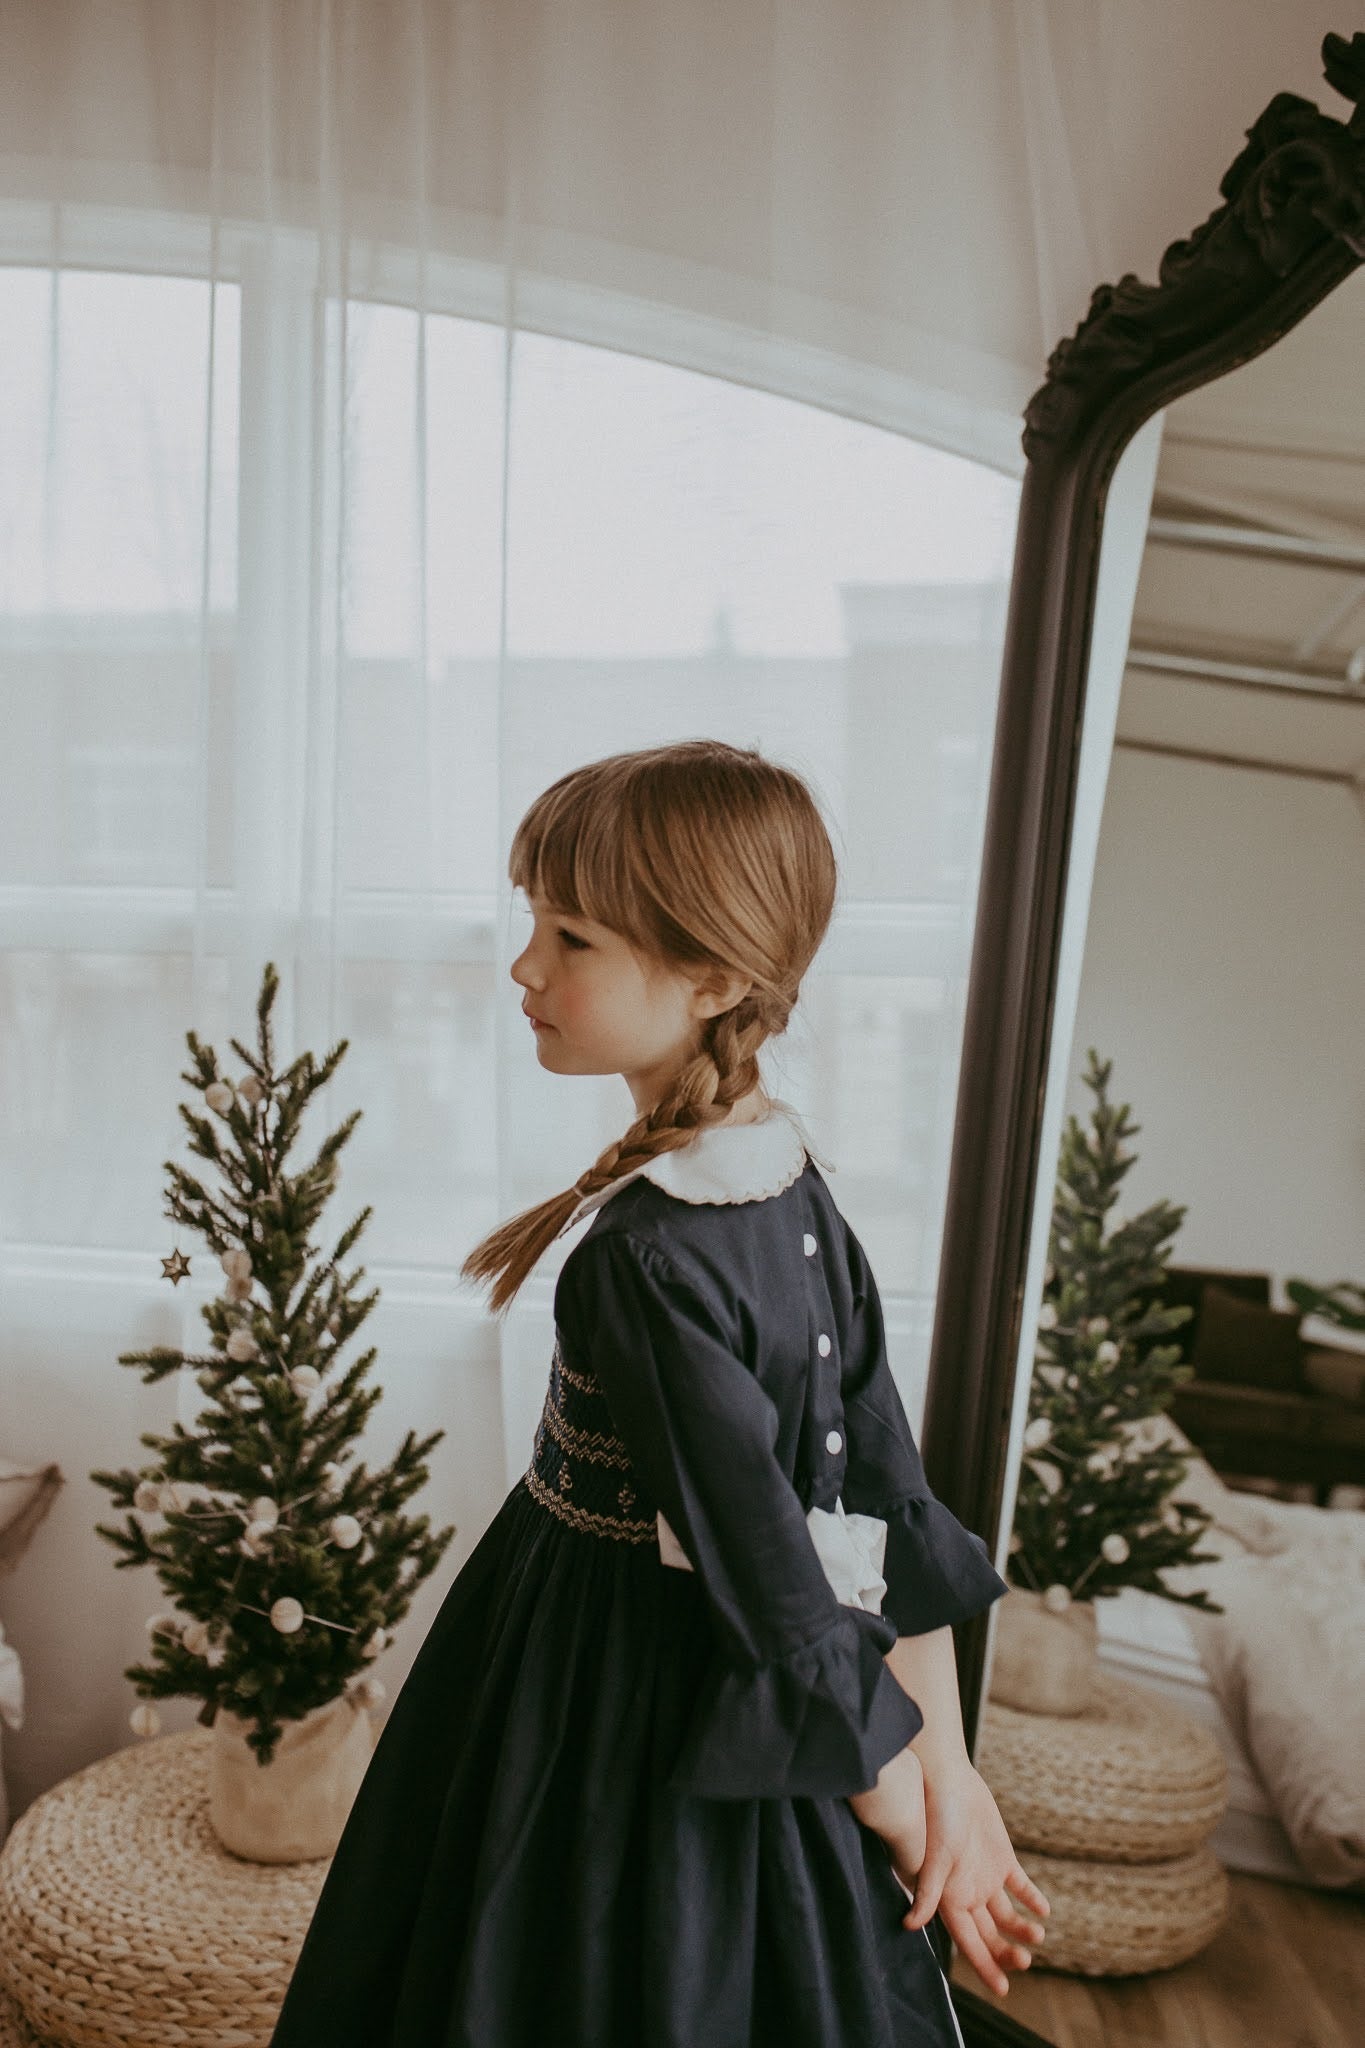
left=461, top=739, right=837, bottom=1312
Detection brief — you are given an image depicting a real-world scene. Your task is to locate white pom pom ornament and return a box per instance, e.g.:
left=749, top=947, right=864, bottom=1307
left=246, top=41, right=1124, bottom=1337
left=249, top=1496, right=278, bottom=1526
left=225, top=1328, right=258, bottom=1363
left=270, top=1597, right=305, bottom=1634
left=204, top=1081, right=235, bottom=1114
left=329, top=1514, right=362, bottom=1550
left=1041, top=1584, right=1072, bottom=1614
left=1030, top=1459, right=1062, bottom=1496
left=290, top=1365, right=321, bottom=1397
left=133, top=1480, right=163, bottom=1514
left=238, top=1073, right=265, bottom=1106
left=220, top=1248, right=253, bottom=1283
left=130, top=1703, right=162, bottom=1737
left=181, top=1620, right=211, bottom=1656
left=1101, top=1532, right=1131, bottom=1564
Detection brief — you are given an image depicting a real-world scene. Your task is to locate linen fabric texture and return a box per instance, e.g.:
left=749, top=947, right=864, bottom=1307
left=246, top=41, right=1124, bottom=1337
left=269, top=1117, right=1006, bottom=2048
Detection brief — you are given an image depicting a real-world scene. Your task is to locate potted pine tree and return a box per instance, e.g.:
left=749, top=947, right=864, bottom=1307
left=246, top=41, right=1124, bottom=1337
left=92, top=964, right=455, bottom=1860
left=995, top=1049, right=1221, bottom=1715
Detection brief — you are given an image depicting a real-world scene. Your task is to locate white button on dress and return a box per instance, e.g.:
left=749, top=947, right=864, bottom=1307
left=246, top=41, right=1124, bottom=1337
left=802, top=1233, right=817, bottom=1257
left=816, top=1333, right=831, bottom=1357
left=825, top=1429, right=843, bottom=1455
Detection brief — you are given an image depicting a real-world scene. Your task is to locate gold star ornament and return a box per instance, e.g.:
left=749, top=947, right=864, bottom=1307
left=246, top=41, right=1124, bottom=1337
left=160, top=1249, right=192, bottom=1286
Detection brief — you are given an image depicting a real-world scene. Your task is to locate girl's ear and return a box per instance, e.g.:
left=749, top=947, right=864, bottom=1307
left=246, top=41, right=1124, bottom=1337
left=688, top=964, right=752, bottom=1020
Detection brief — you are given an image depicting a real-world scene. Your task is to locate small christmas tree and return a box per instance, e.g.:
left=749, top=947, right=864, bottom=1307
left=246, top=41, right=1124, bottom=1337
left=1008, top=1048, right=1222, bottom=1612
left=92, top=963, right=455, bottom=1764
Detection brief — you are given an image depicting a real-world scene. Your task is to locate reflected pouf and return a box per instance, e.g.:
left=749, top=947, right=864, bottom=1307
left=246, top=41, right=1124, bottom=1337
left=1013, top=1844, right=1229, bottom=1976
left=977, top=1667, right=1229, bottom=1974
left=977, top=1666, right=1228, bottom=1861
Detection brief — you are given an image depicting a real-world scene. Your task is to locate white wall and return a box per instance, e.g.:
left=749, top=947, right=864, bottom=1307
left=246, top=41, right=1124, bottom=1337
left=1066, top=746, right=1365, bottom=1294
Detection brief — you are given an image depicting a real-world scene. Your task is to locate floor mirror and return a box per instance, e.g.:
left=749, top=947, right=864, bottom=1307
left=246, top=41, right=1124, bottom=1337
left=918, top=29, right=1365, bottom=2048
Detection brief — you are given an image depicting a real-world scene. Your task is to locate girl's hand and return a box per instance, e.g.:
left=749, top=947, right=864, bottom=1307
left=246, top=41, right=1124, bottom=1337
left=896, top=1757, right=1049, bottom=1998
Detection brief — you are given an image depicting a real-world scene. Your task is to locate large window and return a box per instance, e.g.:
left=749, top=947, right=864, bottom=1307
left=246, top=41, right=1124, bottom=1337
left=0, top=234, right=1019, bottom=1433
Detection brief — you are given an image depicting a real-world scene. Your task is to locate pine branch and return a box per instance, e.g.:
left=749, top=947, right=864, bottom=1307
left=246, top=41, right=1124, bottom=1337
left=115, top=1347, right=186, bottom=1382
left=332, top=1206, right=373, bottom=1262
left=256, top=959, right=279, bottom=1072
left=227, top=1037, right=268, bottom=1083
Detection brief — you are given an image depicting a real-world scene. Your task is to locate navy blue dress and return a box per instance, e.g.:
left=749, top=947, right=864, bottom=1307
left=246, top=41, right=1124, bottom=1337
left=269, top=1152, right=1006, bottom=2048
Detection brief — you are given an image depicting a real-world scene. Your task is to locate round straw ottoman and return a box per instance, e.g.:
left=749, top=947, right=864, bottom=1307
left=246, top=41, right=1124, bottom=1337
left=976, top=1667, right=1229, bottom=1975
left=0, top=1730, right=329, bottom=2047
left=1011, top=1843, right=1229, bottom=1977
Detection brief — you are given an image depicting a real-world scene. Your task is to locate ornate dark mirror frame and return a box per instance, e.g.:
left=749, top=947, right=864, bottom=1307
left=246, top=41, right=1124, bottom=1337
left=920, top=29, right=1365, bottom=1761
left=916, top=30, right=1365, bottom=2043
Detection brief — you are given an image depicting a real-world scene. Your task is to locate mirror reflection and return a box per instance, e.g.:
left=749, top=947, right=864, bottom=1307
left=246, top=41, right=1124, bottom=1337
left=975, top=269, right=1365, bottom=2037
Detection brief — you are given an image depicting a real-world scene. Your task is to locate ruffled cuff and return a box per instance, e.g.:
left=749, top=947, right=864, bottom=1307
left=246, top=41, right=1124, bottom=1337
left=877, top=1492, right=1008, bottom=1637
left=667, top=1606, right=923, bottom=1801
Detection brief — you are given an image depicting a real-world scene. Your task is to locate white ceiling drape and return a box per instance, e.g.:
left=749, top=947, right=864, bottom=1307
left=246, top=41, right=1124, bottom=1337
left=0, top=0, right=1343, bottom=1814
left=0, top=0, right=1136, bottom=460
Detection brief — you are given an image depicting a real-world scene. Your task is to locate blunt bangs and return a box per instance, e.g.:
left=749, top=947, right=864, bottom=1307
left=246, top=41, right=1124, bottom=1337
left=508, top=769, right=652, bottom=943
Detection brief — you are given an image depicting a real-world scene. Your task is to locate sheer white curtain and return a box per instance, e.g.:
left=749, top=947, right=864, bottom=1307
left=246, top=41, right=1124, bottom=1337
left=0, top=0, right=1118, bottom=1811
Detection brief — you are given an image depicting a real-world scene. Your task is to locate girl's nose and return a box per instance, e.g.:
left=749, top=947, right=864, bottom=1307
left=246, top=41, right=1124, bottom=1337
left=510, top=945, right=541, bottom=991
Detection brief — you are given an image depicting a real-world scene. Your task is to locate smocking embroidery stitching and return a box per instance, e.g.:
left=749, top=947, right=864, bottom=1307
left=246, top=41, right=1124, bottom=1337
left=524, top=1465, right=656, bottom=1542
left=553, top=1348, right=599, bottom=1395
left=540, top=1391, right=634, bottom=1468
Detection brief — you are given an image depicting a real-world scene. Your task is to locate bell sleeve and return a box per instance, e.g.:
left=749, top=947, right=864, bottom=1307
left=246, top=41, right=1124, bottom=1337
left=556, top=1229, right=924, bottom=1801
left=837, top=1225, right=1008, bottom=1638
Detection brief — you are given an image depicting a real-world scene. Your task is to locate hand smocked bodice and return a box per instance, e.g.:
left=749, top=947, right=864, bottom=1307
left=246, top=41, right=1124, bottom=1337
left=525, top=1338, right=659, bottom=1543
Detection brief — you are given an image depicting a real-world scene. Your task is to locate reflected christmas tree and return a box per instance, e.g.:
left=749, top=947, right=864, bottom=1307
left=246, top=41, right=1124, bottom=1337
left=1008, top=1048, right=1221, bottom=1613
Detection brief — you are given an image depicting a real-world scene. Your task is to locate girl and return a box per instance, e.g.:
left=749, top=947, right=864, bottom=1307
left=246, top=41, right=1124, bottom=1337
left=270, top=739, right=1047, bottom=2048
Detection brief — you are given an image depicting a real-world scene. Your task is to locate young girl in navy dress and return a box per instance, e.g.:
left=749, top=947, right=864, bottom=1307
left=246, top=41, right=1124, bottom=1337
left=270, top=739, right=1048, bottom=2048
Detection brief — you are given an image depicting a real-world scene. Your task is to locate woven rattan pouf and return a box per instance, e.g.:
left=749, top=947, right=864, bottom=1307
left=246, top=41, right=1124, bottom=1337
left=1011, top=1844, right=1229, bottom=1976
left=977, top=1667, right=1229, bottom=1975
left=978, top=1667, right=1228, bottom=1861
left=0, top=1729, right=329, bottom=2048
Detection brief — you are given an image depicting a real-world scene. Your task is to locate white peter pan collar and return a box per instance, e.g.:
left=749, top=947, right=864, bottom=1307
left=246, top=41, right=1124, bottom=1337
left=561, top=1097, right=834, bottom=1234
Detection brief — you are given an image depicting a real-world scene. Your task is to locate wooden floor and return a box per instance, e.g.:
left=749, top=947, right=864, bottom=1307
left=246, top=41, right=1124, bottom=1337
left=949, top=1872, right=1365, bottom=2048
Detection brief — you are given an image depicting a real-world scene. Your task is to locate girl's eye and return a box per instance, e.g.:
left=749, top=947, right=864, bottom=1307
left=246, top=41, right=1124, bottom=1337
left=558, top=928, right=589, bottom=951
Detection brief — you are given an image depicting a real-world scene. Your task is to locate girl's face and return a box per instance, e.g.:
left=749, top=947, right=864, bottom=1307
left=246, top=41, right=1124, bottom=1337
left=510, top=891, right=747, bottom=1113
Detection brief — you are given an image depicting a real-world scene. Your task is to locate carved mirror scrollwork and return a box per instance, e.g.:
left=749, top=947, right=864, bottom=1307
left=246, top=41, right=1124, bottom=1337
left=922, top=28, right=1365, bottom=1757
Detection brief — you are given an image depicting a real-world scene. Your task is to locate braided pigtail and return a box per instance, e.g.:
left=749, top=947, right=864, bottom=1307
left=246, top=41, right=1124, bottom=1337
left=461, top=991, right=787, bottom=1315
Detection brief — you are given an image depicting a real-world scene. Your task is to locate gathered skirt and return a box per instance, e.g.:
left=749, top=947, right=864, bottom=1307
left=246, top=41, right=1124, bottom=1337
left=267, top=1475, right=965, bottom=2048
